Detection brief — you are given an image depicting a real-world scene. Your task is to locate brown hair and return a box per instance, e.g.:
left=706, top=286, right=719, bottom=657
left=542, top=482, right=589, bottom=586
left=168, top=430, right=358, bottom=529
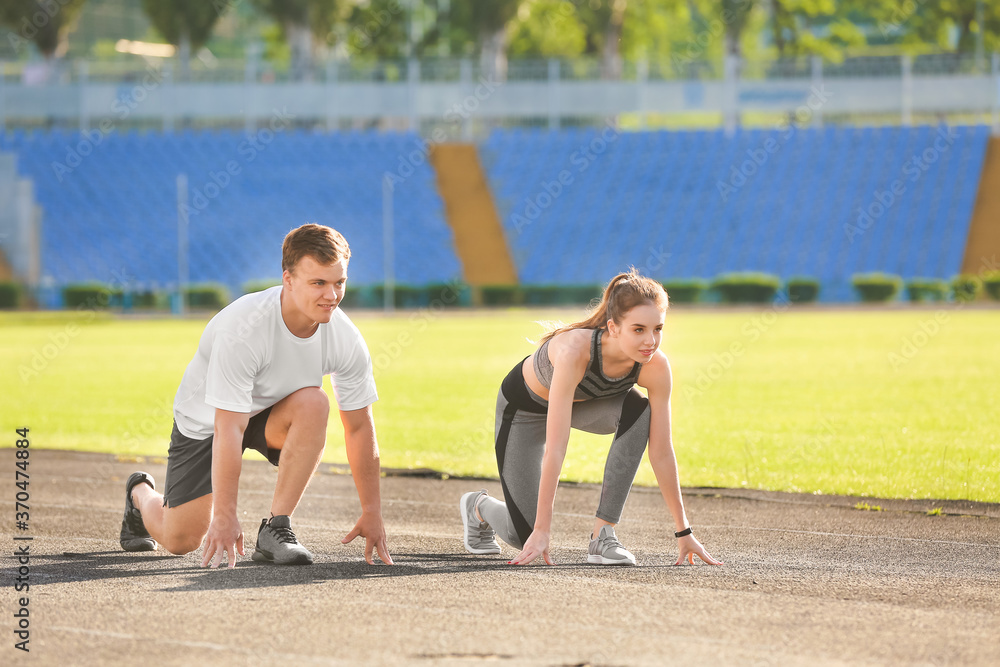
left=539, top=268, right=668, bottom=343
left=281, top=223, right=351, bottom=273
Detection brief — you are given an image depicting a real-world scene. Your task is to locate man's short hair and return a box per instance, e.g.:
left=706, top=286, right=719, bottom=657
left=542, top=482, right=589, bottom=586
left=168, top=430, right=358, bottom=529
left=282, top=224, right=351, bottom=273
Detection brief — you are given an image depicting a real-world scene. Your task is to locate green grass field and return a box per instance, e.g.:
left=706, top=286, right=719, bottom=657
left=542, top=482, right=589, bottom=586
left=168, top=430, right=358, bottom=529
left=2, top=306, right=997, bottom=503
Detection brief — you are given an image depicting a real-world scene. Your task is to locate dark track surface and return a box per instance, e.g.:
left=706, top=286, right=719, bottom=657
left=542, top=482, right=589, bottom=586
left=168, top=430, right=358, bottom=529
left=3, top=449, right=999, bottom=666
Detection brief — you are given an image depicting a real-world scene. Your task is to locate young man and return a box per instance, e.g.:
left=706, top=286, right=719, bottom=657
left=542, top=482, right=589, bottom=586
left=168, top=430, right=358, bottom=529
left=120, top=223, right=393, bottom=568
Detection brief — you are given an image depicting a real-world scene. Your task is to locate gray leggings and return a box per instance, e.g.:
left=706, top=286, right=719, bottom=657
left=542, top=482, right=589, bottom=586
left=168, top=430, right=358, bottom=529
left=478, top=360, right=651, bottom=549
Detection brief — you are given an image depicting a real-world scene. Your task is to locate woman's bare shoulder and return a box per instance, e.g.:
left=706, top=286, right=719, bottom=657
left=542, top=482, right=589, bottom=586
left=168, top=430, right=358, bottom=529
left=547, top=328, right=594, bottom=365
left=637, top=350, right=671, bottom=388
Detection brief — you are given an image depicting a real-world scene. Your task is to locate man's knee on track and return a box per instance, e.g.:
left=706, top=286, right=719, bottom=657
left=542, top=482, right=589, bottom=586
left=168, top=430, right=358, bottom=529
left=288, top=386, right=330, bottom=418
left=160, top=532, right=205, bottom=556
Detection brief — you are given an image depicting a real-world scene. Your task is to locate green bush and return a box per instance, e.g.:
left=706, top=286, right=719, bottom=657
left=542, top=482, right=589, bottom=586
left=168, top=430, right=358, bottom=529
left=243, top=279, right=281, bottom=294
left=371, top=284, right=427, bottom=308
left=132, top=291, right=159, bottom=308
left=522, top=284, right=602, bottom=306
left=851, top=273, right=902, bottom=303
left=425, top=282, right=471, bottom=308
left=184, top=283, right=230, bottom=310
left=905, top=278, right=948, bottom=303
left=480, top=285, right=524, bottom=307
left=662, top=279, right=708, bottom=304
left=983, top=271, right=1000, bottom=301
left=0, top=281, right=23, bottom=309
left=951, top=275, right=982, bottom=303
left=560, top=284, right=603, bottom=306
left=63, top=283, right=115, bottom=309
left=338, top=285, right=370, bottom=309
left=116, top=290, right=159, bottom=309
left=711, top=273, right=781, bottom=304
left=786, top=277, right=820, bottom=304
left=521, top=285, right=560, bottom=305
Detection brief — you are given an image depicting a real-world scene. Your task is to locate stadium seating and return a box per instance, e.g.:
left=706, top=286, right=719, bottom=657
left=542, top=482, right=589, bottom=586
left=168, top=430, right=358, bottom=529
left=480, top=124, right=990, bottom=301
left=1, top=128, right=460, bottom=296
left=2, top=123, right=990, bottom=303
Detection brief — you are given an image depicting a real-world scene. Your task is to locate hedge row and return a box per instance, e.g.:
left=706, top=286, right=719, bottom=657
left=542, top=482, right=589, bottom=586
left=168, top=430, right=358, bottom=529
left=853, top=273, right=1000, bottom=303
left=0, top=282, right=23, bottom=309
left=5, top=272, right=999, bottom=312
left=60, top=283, right=230, bottom=310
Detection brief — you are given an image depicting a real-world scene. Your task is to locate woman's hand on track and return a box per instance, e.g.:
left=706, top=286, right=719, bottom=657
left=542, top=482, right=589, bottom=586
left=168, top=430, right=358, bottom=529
left=675, top=534, right=722, bottom=566
left=510, top=530, right=554, bottom=566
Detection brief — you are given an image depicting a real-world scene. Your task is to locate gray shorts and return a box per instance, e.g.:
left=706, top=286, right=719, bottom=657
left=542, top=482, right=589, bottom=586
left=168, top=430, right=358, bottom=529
left=162, top=407, right=278, bottom=508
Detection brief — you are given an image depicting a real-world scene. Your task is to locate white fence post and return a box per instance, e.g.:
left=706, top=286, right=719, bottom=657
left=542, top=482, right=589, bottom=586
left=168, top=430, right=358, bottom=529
left=382, top=174, right=394, bottom=313
left=176, top=173, right=189, bottom=317
left=326, top=59, right=338, bottom=131
left=408, top=58, right=420, bottom=132
left=811, top=55, right=824, bottom=128
left=636, top=58, right=648, bottom=130
left=548, top=59, right=560, bottom=131
left=244, top=42, right=259, bottom=135
left=724, top=54, right=739, bottom=136
left=78, top=60, right=89, bottom=133
left=901, top=54, right=913, bottom=126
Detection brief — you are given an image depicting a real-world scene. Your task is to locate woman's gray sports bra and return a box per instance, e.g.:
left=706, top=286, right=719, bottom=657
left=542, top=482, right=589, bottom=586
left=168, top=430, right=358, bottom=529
left=532, top=328, right=642, bottom=400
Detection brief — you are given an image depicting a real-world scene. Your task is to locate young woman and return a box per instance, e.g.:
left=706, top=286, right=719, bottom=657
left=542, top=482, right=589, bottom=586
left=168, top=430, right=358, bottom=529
left=460, top=269, right=721, bottom=566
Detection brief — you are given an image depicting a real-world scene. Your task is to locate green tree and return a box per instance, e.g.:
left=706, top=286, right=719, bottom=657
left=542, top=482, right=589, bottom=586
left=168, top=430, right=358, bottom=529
left=769, top=0, right=866, bottom=61
left=507, top=0, right=587, bottom=58
left=574, top=0, right=631, bottom=78
left=1, top=0, right=87, bottom=59
left=342, top=0, right=409, bottom=60
left=448, top=0, right=519, bottom=80
left=141, top=0, right=230, bottom=79
left=251, top=0, right=345, bottom=79
left=876, top=0, right=1000, bottom=61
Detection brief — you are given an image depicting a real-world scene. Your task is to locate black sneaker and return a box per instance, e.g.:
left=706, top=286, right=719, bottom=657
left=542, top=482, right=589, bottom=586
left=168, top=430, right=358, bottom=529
left=120, top=472, right=157, bottom=552
left=251, top=515, right=314, bottom=565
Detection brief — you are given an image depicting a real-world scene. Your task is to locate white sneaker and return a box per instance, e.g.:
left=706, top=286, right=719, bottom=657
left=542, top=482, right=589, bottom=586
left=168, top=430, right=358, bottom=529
left=587, top=525, right=636, bottom=565
left=460, top=490, right=501, bottom=555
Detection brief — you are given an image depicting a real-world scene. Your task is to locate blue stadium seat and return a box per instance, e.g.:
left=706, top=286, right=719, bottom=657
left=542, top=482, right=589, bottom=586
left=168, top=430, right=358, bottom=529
left=3, top=129, right=461, bottom=295
left=480, top=124, right=990, bottom=301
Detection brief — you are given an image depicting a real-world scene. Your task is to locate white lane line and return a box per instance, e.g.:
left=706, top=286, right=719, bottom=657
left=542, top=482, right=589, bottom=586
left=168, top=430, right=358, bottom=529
left=47, top=626, right=343, bottom=664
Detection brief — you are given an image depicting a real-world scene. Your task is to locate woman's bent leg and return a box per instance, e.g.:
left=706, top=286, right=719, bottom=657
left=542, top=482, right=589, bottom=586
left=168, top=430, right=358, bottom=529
left=596, top=389, right=650, bottom=523
left=571, top=388, right=651, bottom=524
left=492, top=380, right=548, bottom=549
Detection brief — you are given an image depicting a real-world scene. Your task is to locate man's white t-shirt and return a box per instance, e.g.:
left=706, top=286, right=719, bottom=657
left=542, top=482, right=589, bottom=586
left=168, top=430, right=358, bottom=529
left=173, top=286, right=378, bottom=439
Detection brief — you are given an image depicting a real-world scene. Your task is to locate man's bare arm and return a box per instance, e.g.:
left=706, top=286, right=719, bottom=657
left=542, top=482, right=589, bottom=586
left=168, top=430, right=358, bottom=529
left=339, top=405, right=393, bottom=565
